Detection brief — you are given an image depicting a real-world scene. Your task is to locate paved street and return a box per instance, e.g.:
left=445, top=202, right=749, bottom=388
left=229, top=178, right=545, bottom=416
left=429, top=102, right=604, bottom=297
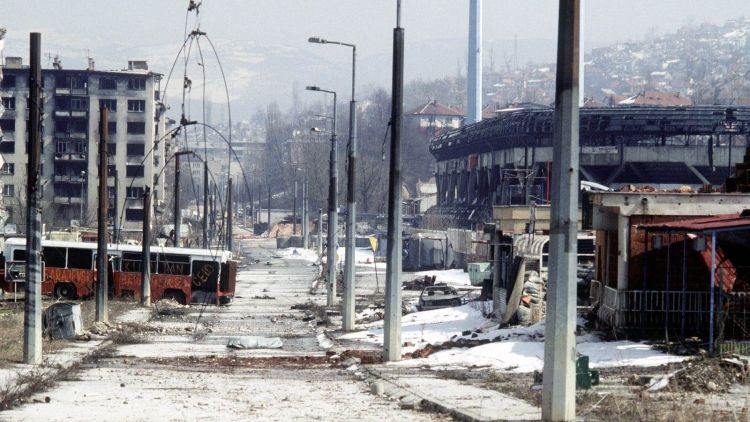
left=1, top=239, right=447, bottom=422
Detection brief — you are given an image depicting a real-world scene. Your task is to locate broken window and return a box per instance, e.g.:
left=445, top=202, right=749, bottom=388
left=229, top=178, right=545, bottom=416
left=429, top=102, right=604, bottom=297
left=99, top=99, right=117, bottom=112
left=126, top=186, right=144, bottom=199
left=191, top=260, right=219, bottom=292
left=127, top=121, right=145, bottom=134
left=99, top=78, right=117, bottom=90
left=70, top=97, right=87, bottom=111
left=1, top=97, right=15, bottom=110
left=56, top=76, right=86, bottom=90
left=125, top=165, right=144, bottom=178
left=126, top=143, right=145, bottom=156
left=0, top=163, right=14, bottom=175
left=127, top=100, right=145, bottom=112
left=0, top=142, right=15, bottom=153
left=127, top=78, right=146, bottom=90
left=120, top=252, right=157, bottom=273
left=42, top=246, right=66, bottom=268
left=0, top=119, right=15, bottom=132
left=0, top=75, right=16, bottom=88
left=12, top=249, right=26, bottom=261
left=157, top=254, right=190, bottom=275
left=125, top=208, right=144, bottom=221
left=108, top=143, right=116, bottom=156
left=67, top=248, right=93, bottom=270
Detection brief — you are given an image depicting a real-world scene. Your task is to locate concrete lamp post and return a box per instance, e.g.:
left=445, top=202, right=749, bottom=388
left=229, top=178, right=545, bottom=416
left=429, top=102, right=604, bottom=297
left=308, top=36, right=359, bottom=331
left=305, top=85, right=338, bottom=307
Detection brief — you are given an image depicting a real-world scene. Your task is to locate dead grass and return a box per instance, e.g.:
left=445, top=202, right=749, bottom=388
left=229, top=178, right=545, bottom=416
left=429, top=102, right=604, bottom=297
left=0, top=299, right=132, bottom=365
left=0, top=360, right=81, bottom=410
left=108, top=327, right=148, bottom=345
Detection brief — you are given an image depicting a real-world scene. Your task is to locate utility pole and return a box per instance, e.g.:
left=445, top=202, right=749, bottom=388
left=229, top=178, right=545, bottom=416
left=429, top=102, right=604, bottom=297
left=23, top=32, right=42, bottom=365
left=203, top=162, right=208, bottom=248
left=542, top=1, right=581, bottom=420
left=293, top=179, right=298, bottom=236
left=226, top=177, right=233, bottom=251
left=343, top=44, right=359, bottom=332
left=174, top=153, right=182, bottom=247
left=302, top=179, right=309, bottom=249
left=267, top=184, right=271, bottom=229
left=96, top=107, right=109, bottom=322
left=141, top=186, right=151, bottom=306
left=113, top=169, right=119, bottom=243
left=317, top=208, right=323, bottom=258
left=384, top=1, right=404, bottom=362
left=173, top=150, right=192, bottom=247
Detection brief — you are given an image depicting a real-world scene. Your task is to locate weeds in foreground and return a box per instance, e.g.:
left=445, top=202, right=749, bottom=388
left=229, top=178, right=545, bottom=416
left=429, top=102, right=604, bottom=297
left=0, top=361, right=80, bottom=411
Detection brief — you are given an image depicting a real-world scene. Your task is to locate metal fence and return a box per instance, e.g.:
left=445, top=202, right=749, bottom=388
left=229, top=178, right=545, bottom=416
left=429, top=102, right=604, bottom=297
left=594, top=283, right=750, bottom=342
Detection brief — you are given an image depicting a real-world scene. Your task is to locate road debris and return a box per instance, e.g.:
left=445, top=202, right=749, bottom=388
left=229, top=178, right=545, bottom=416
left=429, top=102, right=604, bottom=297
left=226, top=336, right=283, bottom=349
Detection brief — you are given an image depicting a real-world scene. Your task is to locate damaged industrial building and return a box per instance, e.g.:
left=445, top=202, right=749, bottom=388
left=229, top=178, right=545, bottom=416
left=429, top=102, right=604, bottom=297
left=419, top=103, right=750, bottom=351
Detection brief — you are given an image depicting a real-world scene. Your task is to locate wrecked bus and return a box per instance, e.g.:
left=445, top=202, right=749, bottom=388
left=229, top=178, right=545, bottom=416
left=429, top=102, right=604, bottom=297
left=2, top=238, right=236, bottom=305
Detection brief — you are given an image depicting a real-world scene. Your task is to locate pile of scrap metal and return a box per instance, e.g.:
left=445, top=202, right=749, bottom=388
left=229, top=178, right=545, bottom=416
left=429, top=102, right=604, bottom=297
left=403, top=275, right=436, bottom=290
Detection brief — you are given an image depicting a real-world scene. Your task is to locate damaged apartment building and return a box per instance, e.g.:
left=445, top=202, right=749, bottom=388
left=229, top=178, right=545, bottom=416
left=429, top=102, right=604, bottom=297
left=0, top=57, right=166, bottom=235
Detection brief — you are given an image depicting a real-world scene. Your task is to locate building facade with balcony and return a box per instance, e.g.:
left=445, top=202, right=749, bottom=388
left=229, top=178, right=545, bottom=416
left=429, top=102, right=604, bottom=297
left=0, top=57, right=166, bottom=234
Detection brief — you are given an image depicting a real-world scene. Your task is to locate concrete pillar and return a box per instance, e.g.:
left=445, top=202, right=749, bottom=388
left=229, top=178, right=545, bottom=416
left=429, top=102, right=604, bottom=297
left=617, top=214, right=630, bottom=290
left=542, top=1, right=580, bottom=420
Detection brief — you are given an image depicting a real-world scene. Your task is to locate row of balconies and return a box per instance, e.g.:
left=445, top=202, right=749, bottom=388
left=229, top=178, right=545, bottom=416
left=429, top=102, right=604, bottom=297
left=52, top=196, right=83, bottom=205
left=53, top=152, right=88, bottom=162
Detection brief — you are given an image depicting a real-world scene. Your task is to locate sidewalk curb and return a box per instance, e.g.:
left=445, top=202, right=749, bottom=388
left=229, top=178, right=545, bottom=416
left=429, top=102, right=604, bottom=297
left=361, top=365, right=495, bottom=422
left=322, top=330, right=505, bottom=422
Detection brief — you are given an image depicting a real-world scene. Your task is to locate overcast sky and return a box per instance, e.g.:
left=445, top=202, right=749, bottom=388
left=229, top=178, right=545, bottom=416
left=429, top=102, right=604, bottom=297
left=3, top=1, right=748, bottom=57
left=2, top=1, right=748, bottom=111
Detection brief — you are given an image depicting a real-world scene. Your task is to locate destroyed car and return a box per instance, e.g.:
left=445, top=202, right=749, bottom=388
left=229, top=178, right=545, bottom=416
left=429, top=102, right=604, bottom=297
left=417, top=285, right=465, bottom=311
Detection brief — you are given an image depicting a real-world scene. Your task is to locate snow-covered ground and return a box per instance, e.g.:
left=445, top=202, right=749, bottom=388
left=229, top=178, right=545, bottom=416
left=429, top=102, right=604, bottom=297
left=338, top=303, right=688, bottom=373
left=274, top=247, right=319, bottom=263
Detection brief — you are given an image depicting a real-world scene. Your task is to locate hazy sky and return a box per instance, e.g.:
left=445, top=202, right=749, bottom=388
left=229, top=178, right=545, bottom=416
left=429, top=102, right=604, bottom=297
left=3, top=1, right=748, bottom=111
left=3, top=1, right=748, bottom=58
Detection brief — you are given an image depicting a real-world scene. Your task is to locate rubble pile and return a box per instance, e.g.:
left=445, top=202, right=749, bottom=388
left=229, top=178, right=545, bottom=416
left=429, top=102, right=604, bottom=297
left=618, top=184, right=695, bottom=194
left=672, top=357, right=749, bottom=393
left=637, top=356, right=750, bottom=393
left=402, top=275, right=437, bottom=291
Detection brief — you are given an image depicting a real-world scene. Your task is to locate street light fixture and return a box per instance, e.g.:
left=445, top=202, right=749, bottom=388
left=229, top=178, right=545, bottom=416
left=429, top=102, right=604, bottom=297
left=305, top=85, right=338, bottom=307
left=309, top=35, right=359, bottom=331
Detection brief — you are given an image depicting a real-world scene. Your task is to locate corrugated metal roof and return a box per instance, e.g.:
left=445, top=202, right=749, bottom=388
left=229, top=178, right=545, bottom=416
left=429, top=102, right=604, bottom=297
left=639, top=212, right=750, bottom=232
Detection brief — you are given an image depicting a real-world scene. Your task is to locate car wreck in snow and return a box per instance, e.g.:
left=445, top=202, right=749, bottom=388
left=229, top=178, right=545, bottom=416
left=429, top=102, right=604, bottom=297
left=417, top=284, right=466, bottom=311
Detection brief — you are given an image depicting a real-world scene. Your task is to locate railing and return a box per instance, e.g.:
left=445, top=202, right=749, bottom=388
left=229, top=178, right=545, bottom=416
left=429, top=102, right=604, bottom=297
left=596, top=288, right=750, bottom=341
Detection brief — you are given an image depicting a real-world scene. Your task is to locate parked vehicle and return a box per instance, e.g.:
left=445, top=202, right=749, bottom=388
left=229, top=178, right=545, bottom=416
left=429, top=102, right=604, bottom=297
left=417, top=284, right=465, bottom=311
left=2, top=238, right=236, bottom=305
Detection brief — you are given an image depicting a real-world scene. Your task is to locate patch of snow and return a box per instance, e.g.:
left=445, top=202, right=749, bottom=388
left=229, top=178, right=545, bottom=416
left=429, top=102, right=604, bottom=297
left=317, top=333, right=333, bottom=349
left=393, top=339, right=687, bottom=373
left=339, top=303, right=489, bottom=353
left=275, top=247, right=319, bottom=262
